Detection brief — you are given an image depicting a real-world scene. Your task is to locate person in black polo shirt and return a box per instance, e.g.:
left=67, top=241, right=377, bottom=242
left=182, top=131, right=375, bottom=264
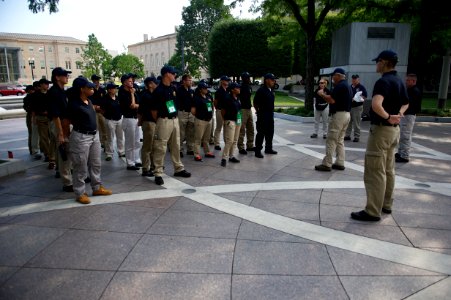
left=138, top=76, right=159, bottom=177
left=23, top=83, right=40, bottom=157
left=191, top=82, right=215, bottom=162
left=48, top=67, right=73, bottom=192
left=150, top=66, right=191, bottom=185
left=118, top=73, right=142, bottom=170
left=176, top=74, right=195, bottom=156
left=237, top=72, right=255, bottom=154
left=344, top=74, right=368, bottom=142
left=253, top=73, right=278, bottom=158
left=213, top=75, right=231, bottom=150
left=315, top=68, right=352, bottom=171
left=351, top=50, right=409, bottom=221
left=101, top=83, right=125, bottom=161
left=221, top=82, right=242, bottom=167
left=66, top=77, right=112, bottom=204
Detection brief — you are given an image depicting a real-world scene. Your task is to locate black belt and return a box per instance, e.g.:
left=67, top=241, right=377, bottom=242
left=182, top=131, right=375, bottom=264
left=371, top=122, right=399, bottom=127
left=73, top=128, right=97, bottom=135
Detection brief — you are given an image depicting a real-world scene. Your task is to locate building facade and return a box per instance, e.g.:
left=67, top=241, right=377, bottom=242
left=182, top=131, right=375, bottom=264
left=128, top=33, right=177, bottom=78
left=0, top=32, right=86, bottom=84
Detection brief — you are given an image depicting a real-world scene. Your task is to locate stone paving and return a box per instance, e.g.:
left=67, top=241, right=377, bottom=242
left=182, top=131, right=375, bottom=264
left=0, top=116, right=450, bottom=300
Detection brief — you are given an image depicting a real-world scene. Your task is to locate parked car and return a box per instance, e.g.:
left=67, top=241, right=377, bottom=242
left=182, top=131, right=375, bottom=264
left=0, top=86, right=26, bottom=96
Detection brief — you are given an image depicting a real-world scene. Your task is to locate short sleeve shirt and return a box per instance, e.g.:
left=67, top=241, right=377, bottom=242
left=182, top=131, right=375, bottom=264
left=330, top=80, right=352, bottom=114
left=66, top=98, right=97, bottom=132
left=151, top=83, right=178, bottom=119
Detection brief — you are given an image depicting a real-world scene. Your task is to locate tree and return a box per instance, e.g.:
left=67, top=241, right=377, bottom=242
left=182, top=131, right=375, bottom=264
left=80, top=34, right=112, bottom=80
left=111, top=54, right=144, bottom=80
left=208, top=19, right=292, bottom=79
left=27, top=0, right=59, bottom=13
left=173, top=0, right=232, bottom=76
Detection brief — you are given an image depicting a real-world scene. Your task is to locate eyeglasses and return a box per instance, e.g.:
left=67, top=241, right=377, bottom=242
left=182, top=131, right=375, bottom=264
left=319, top=82, right=326, bottom=84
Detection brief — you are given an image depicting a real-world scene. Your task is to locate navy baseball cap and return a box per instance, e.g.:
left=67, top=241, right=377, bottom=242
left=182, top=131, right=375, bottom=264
left=351, top=74, right=359, bottom=79
left=128, top=73, right=138, bottom=78
left=144, top=76, right=159, bottom=85
left=160, top=66, right=178, bottom=76
left=373, top=50, right=399, bottom=63
left=229, top=82, right=241, bottom=89
left=198, top=82, right=209, bottom=89
left=38, top=78, right=52, bottom=84
left=264, top=73, right=277, bottom=80
left=105, top=83, right=119, bottom=89
left=52, top=67, right=72, bottom=77
left=25, top=85, right=34, bottom=92
left=91, top=74, right=101, bottom=81
left=331, top=68, right=346, bottom=76
left=120, top=73, right=133, bottom=83
left=73, top=77, right=96, bottom=89
left=220, top=75, right=231, bottom=81
left=241, top=72, right=250, bottom=78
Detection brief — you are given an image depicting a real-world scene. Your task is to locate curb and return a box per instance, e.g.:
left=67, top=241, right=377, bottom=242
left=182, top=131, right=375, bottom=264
left=0, top=159, right=26, bottom=178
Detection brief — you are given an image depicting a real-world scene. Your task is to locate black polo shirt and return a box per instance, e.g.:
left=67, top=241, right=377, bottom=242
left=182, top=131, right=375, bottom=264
left=118, top=86, right=139, bottom=118
left=138, top=89, right=156, bottom=122
left=351, top=83, right=368, bottom=107
left=222, top=94, right=241, bottom=121
left=192, top=94, right=213, bottom=121
left=29, top=91, right=50, bottom=116
left=405, top=85, right=422, bottom=115
left=314, top=87, right=330, bottom=110
left=370, top=70, right=409, bottom=123
left=23, top=93, right=33, bottom=113
left=253, top=86, right=275, bottom=113
left=329, top=79, right=352, bottom=114
left=151, top=83, right=178, bottom=119
left=214, top=87, right=228, bottom=110
left=67, top=98, right=97, bottom=132
left=240, top=83, right=252, bottom=109
left=47, top=84, right=69, bottom=120
left=90, top=86, right=106, bottom=106
left=176, top=85, right=194, bottom=112
left=101, top=94, right=122, bottom=121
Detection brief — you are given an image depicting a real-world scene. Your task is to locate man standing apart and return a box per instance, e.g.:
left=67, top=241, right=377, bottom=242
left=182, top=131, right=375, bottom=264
left=176, top=74, right=195, bottom=156
left=48, top=67, right=73, bottom=192
left=351, top=50, right=409, bottom=221
left=118, top=74, right=142, bottom=170
left=237, top=72, right=255, bottom=154
left=151, top=66, right=191, bottom=185
left=253, top=73, right=278, bottom=158
left=315, top=68, right=352, bottom=171
left=395, top=73, right=422, bottom=163
left=213, top=76, right=231, bottom=150
left=345, top=74, right=367, bottom=142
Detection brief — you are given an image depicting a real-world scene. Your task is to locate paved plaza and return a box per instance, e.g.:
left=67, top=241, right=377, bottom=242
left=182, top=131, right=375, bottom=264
left=0, top=115, right=450, bottom=299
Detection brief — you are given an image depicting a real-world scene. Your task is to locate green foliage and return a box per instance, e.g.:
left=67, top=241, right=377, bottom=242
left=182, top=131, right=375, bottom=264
left=111, top=54, right=144, bottom=79
left=174, top=0, right=232, bottom=76
left=27, top=0, right=59, bottom=13
left=81, top=34, right=112, bottom=80
left=208, top=19, right=293, bottom=78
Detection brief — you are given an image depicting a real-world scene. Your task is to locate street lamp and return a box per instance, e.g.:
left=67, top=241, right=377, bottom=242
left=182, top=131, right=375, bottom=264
left=28, top=57, right=35, bottom=81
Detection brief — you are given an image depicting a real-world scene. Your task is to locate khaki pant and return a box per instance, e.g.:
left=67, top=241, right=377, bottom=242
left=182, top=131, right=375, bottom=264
left=96, top=112, right=108, bottom=146
left=194, top=118, right=212, bottom=156
left=222, top=120, right=241, bottom=160
left=237, top=108, right=255, bottom=150
left=26, top=112, right=40, bottom=154
left=35, top=115, right=55, bottom=161
left=321, top=111, right=350, bottom=167
left=178, top=110, right=195, bottom=152
left=152, top=117, right=185, bottom=177
left=213, top=109, right=223, bottom=146
left=141, top=121, right=156, bottom=171
left=49, top=120, right=72, bottom=187
left=364, top=124, right=399, bottom=217
left=345, top=105, right=363, bottom=138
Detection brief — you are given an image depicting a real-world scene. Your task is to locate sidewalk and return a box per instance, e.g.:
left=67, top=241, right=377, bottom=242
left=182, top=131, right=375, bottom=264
left=0, top=117, right=450, bottom=299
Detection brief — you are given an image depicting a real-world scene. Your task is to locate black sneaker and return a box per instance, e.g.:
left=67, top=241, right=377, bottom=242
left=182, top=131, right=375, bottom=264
left=142, top=170, right=154, bottom=177
left=221, top=159, right=227, bottom=167
left=353, top=138, right=359, bottom=142
left=382, top=208, right=392, bottom=214
left=34, top=154, right=42, bottom=160
left=215, top=145, right=221, bottom=150
left=315, top=164, right=331, bottom=171
left=332, top=164, right=345, bottom=170
left=255, top=152, right=264, bottom=158
left=62, top=185, right=74, bottom=192
left=229, top=157, right=240, bottom=163
left=84, top=177, right=91, bottom=183
left=344, top=136, right=351, bottom=141
left=155, top=176, right=164, bottom=185
left=239, top=149, right=247, bottom=155
left=135, top=163, right=142, bottom=167
left=127, top=165, right=140, bottom=171
left=395, top=153, right=409, bottom=163
left=264, top=149, right=278, bottom=154
left=174, top=170, right=191, bottom=177
left=350, top=210, right=380, bottom=221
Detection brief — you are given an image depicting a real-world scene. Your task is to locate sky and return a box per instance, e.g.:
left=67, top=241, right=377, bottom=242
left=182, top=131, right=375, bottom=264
left=0, top=0, right=258, bottom=53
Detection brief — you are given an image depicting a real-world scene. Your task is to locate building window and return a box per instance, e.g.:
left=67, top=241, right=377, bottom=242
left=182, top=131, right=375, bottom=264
left=76, top=48, right=80, bottom=54
left=39, top=47, right=44, bottom=53
left=150, top=54, right=153, bottom=66
left=49, top=61, right=55, bottom=69
left=65, top=47, right=69, bottom=53
left=29, top=46, right=34, bottom=52
left=40, top=60, right=45, bottom=69
left=65, top=61, right=72, bottom=70
left=161, top=52, right=165, bottom=65
left=155, top=54, right=159, bottom=67
left=48, top=46, right=53, bottom=53
left=76, top=61, right=82, bottom=69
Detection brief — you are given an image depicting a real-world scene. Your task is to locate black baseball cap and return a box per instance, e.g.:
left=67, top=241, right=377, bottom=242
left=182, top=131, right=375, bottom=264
left=38, top=78, right=52, bottom=84
left=120, top=73, right=133, bottom=83
left=331, top=68, right=346, bottom=76
left=106, top=83, right=119, bottom=90
left=73, top=77, right=96, bottom=89
left=220, top=75, right=231, bottom=81
left=91, top=74, right=101, bottom=81
left=144, top=76, right=159, bottom=85
left=160, top=66, right=178, bottom=76
left=264, top=73, right=277, bottom=80
left=229, top=82, right=241, bottom=89
left=351, top=74, right=359, bottom=79
left=373, top=50, right=399, bottom=63
left=52, top=67, right=72, bottom=77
